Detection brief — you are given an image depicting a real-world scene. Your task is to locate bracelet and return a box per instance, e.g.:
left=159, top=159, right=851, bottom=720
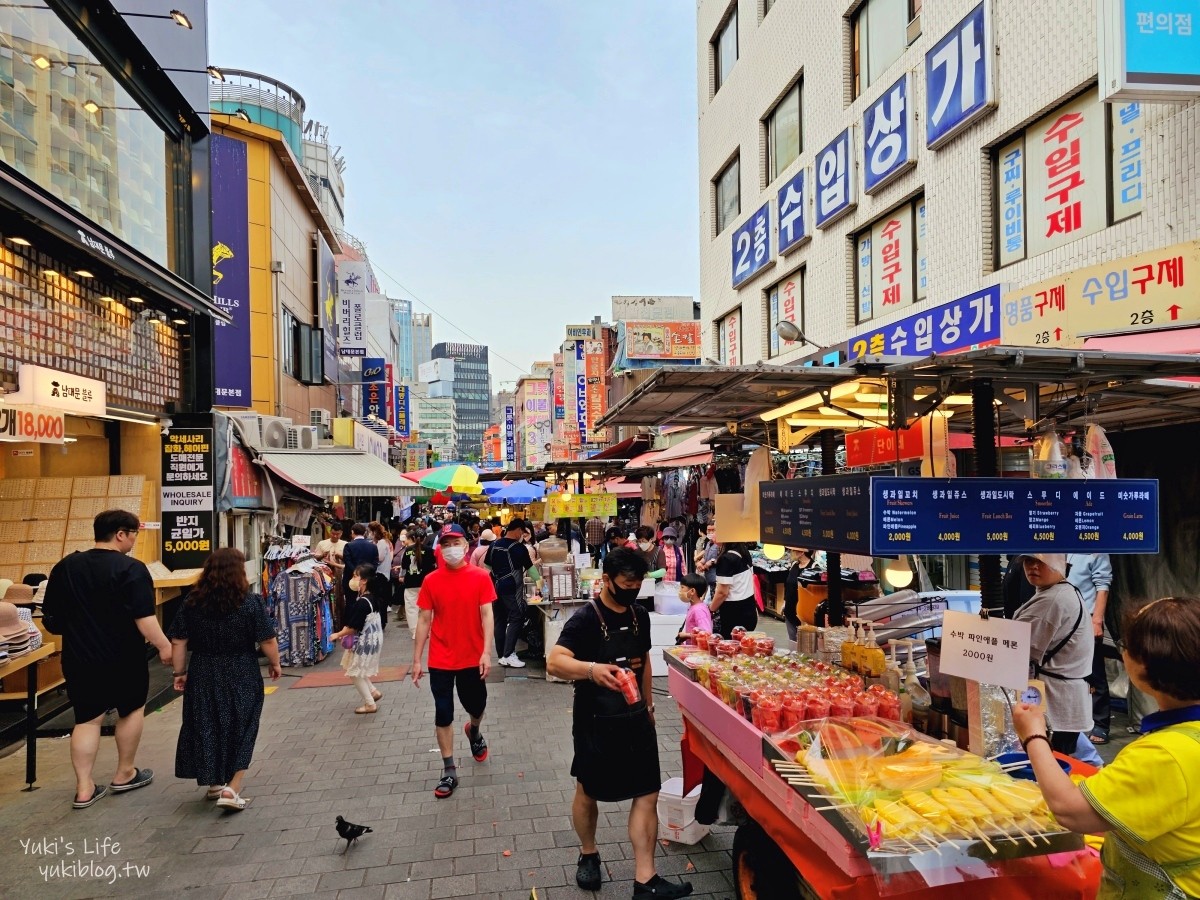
left=1021, top=733, right=1050, bottom=753
left=172, top=671, right=187, bottom=677
left=587, top=661, right=595, bottom=683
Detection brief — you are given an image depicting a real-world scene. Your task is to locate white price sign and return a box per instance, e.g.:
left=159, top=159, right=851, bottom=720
left=939, top=609, right=1031, bottom=690
left=291, top=535, right=311, bottom=548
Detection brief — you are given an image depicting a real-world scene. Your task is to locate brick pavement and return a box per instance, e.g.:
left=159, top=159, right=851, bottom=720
left=0, top=618, right=738, bottom=900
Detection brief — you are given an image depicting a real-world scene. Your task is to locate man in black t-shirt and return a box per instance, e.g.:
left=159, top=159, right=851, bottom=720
left=43, top=510, right=173, bottom=810
left=485, top=519, right=533, bottom=668
left=547, top=549, right=692, bottom=900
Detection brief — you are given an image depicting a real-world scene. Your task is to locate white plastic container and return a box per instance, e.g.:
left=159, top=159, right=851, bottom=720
left=656, top=777, right=709, bottom=844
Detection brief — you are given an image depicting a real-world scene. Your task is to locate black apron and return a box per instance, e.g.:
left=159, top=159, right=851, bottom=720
left=570, top=599, right=661, bottom=803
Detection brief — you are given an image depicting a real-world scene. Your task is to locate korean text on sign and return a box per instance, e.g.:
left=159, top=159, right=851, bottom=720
left=848, top=285, right=1000, bottom=359
left=815, top=128, right=856, bottom=228
left=925, top=1, right=995, bottom=148
left=864, top=74, right=913, bottom=192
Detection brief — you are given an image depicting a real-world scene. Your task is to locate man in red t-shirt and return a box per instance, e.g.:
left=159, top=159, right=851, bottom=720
left=411, top=524, right=496, bottom=799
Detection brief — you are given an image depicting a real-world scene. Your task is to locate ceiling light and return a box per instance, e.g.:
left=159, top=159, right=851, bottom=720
left=170, top=9, right=193, bottom=28
left=784, top=415, right=882, bottom=429
left=761, top=543, right=786, bottom=561
left=128, top=296, right=144, bottom=304
left=7, top=237, right=31, bottom=247
left=32, top=55, right=51, bottom=70
left=761, top=381, right=860, bottom=422
left=172, top=317, right=187, bottom=325
left=100, top=295, right=114, bottom=303
left=913, top=388, right=975, bottom=406
left=884, top=556, right=914, bottom=588
left=74, top=269, right=94, bottom=278
left=83, top=99, right=100, bottom=113
left=43, top=270, right=58, bottom=278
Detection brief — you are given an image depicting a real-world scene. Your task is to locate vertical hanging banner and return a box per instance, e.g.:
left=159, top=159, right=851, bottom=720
left=777, top=167, right=810, bottom=255
left=584, top=340, right=608, bottom=443
left=395, top=385, right=410, bottom=438
left=815, top=127, right=857, bottom=228
left=574, top=340, right=588, bottom=443
left=338, top=260, right=367, bottom=356
left=209, top=133, right=252, bottom=407
left=504, top=405, right=515, bottom=464
left=317, top=237, right=338, bottom=378
left=361, top=358, right=386, bottom=419
left=384, top=363, right=394, bottom=430
left=553, top=351, right=565, bottom=420
left=161, top=428, right=215, bottom=569
left=863, top=73, right=915, bottom=193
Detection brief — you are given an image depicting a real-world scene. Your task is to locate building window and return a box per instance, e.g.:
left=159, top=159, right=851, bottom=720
left=853, top=195, right=926, bottom=323
left=766, top=79, right=802, bottom=183
left=713, top=4, right=738, bottom=94
left=282, top=310, right=297, bottom=378
left=852, top=0, right=919, bottom=98
left=763, top=0, right=776, bottom=17
left=994, top=88, right=1144, bottom=268
left=716, top=308, right=742, bottom=365
left=767, top=269, right=805, bottom=358
left=714, top=154, right=740, bottom=235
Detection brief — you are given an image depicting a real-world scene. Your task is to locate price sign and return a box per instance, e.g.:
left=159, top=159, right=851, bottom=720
left=0, top=404, right=66, bottom=444
left=161, top=428, right=215, bottom=569
left=939, top=610, right=1031, bottom=690
left=759, top=474, right=872, bottom=554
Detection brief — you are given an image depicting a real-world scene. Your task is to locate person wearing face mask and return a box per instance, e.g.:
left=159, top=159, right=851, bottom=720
left=782, top=548, right=814, bottom=644
left=330, top=564, right=387, bottom=715
left=660, top=527, right=686, bottom=585
left=547, top=548, right=693, bottom=900
left=694, top=523, right=720, bottom=601
left=633, top=526, right=666, bottom=573
left=411, top=524, right=497, bottom=800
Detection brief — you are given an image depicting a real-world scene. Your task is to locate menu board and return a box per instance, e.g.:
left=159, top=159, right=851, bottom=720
left=759, top=475, right=872, bottom=554
left=547, top=493, right=618, bottom=518
left=871, top=477, right=1158, bottom=554
left=161, top=428, right=215, bottom=569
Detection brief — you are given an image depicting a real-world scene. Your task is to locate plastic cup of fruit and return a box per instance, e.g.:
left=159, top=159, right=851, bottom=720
left=867, top=683, right=890, bottom=696
left=756, top=697, right=783, bottom=733
left=755, top=637, right=776, bottom=657
left=877, top=694, right=902, bottom=720
left=830, top=693, right=856, bottom=717
left=853, top=692, right=880, bottom=717
left=805, top=694, right=832, bottom=720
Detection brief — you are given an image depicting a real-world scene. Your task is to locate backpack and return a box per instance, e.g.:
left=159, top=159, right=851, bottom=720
left=486, top=540, right=524, bottom=595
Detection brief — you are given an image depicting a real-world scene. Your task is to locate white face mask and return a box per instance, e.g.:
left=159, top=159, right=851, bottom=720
left=638, top=541, right=653, bottom=552
left=442, top=545, right=467, bottom=566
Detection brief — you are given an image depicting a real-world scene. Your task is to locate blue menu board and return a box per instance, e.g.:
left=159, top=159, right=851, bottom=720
left=870, top=477, right=1159, bottom=554
left=760, top=474, right=873, bottom=554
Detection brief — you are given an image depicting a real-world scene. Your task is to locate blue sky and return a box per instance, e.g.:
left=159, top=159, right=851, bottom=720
left=209, top=0, right=700, bottom=386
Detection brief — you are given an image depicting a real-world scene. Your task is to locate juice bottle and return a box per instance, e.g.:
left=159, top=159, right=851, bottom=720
left=841, top=618, right=861, bottom=674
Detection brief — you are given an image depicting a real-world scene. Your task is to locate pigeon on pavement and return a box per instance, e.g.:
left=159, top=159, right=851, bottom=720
left=335, top=815, right=373, bottom=853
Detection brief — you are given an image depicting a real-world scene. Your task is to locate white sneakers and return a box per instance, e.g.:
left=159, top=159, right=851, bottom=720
left=498, top=654, right=526, bottom=668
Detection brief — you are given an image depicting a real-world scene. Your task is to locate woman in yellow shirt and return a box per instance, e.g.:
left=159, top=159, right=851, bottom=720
left=1014, top=596, right=1200, bottom=899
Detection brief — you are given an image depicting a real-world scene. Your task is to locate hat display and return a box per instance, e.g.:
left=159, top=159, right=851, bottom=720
left=4, top=584, right=34, bottom=604
left=1015, top=553, right=1068, bottom=576
left=0, top=601, right=32, bottom=658
left=0, top=579, right=13, bottom=599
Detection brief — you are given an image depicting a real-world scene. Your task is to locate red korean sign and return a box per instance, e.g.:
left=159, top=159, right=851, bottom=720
left=844, top=423, right=926, bottom=469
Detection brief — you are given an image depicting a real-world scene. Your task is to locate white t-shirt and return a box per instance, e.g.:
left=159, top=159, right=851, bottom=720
left=314, top=538, right=346, bottom=563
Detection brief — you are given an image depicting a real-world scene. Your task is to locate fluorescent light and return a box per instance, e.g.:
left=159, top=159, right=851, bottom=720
left=760, top=381, right=860, bottom=422
left=62, top=437, right=78, bottom=443
left=83, top=99, right=100, bottom=113
left=170, top=9, right=193, bottom=28
left=128, top=296, right=144, bottom=304
left=172, top=318, right=187, bottom=325
left=7, top=237, right=31, bottom=247
left=32, top=55, right=50, bottom=70
left=784, top=415, right=883, bottom=429
left=74, top=269, right=94, bottom=279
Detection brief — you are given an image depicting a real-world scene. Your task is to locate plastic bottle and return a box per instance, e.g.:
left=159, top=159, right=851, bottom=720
left=865, top=624, right=886, bottom=679
left=841, top=618, right=861, bottom=673
left=881, top=639, right=903, bottom=696
left=902, top=640, right=932, bottom=733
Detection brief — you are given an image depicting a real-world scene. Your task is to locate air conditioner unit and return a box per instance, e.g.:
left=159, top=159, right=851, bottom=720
left=287, top=425, right=319, bottom=450
left=651, top=433, right=672, bottom=451
left=309, top=407, right=332, bottom=428
left=228, top=413, right=263, bottom=450
left=260, top=415, right=292, bottom=449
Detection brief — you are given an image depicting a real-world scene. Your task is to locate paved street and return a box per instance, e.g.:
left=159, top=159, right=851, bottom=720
left=0, top=618, right=737, bottom=900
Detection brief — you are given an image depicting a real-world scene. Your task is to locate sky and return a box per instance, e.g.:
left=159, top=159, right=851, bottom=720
left=208, top=0, right=700, bottom=387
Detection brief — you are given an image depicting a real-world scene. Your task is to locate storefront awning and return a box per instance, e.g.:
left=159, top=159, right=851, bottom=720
left=636, top=429, right=717, bottom=469
left=259, top=450, right=426, bottom=498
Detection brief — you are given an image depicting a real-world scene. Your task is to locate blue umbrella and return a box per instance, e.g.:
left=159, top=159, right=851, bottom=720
left=492, top=479, right=546, bottom=504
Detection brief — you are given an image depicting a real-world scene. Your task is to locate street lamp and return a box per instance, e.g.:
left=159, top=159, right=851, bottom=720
left=118, top=9, right=193, bottom=28
left=161, top=65, right=226, bottom=82
left=775, top=320, right=819, bottom=346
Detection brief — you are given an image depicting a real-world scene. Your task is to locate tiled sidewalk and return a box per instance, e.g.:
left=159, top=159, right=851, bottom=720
left=0, top=621, right=736, bottom=900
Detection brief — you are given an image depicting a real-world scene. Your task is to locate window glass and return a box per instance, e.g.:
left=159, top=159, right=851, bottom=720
left=767, top=270, right=804, bottom=358
left=715, top=7, right=738, bottom=92
left=768, top=81, right=801, bottom=181
left=854, top=0, right=908, bottom=97
left=715, top=156, right=740, bottom=234
left=0, top=0, right=175, bottom=267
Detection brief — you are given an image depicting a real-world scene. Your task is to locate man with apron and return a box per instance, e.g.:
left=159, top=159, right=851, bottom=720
left=548, top=548, right=693, bottom=900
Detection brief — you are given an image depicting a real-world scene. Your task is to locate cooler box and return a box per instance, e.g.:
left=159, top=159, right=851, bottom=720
left=648, top=613, right=685, bottom=675
left=657, top=777, right=709, bottom=844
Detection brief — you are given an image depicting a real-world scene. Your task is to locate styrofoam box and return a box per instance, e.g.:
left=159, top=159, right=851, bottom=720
left=657, top=777, right=709, bottom=845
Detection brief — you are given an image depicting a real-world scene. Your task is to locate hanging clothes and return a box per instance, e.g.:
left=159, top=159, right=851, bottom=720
left=264, top=555, right=335, bottom=668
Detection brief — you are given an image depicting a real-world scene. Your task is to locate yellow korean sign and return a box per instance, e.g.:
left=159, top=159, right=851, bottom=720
left=1002, top=240, right=1200, bottom=347
left=547, top=493, right=618, bottom=518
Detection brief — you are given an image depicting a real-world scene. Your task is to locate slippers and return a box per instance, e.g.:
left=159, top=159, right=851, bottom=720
left=354, top=705, right=378, bottom=714
left=110, top=768, right=154, bottom=793
left=72, top=784, right=108, bottom=809
left=1089, top=733, right=1110, bottom=745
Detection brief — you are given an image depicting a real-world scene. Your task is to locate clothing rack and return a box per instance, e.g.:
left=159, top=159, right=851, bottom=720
left=262, top=542, right=335, bottom=668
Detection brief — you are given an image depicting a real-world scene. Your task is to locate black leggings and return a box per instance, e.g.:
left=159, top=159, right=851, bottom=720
left=714, top=599, right=758, bottom=639
left=428, top=667, right=487, bottom=728
left=493, top=592, right=525, bottom=658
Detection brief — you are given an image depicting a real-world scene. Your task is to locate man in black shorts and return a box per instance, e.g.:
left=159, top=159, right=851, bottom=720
left=547, top=548, right=692, bottom=899
left=43, top=510, right=173, bottom=809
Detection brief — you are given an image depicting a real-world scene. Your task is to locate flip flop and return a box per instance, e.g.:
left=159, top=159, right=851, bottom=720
left=1089, top=733, right=1110, bottom=745
left=72, top=784, right=108, bottom=809
left=110, top=768, right=154, bottom=793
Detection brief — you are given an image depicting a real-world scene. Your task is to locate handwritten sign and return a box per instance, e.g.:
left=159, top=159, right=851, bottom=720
left=940, top=610, right=1031, bottom=690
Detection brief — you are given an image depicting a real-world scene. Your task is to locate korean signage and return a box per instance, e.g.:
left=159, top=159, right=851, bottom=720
left=1111, top=100, right=1145, bottom=221
left=209, top=133, right=252, bottom=407
left=504, top=405, right=515, bottom=463
left=612, top=295, right=695, bottom=322
left=1099, top=0, right=1200, bottom=101
left=9, top=364, right=106, bottom=416
left=849, top=285, right=1001, bottom=359
left=815, top=127, right=857, bottom=228
left=395, top=385, right=410, bottom=438
left=626, top=321, right=701, bottom=360
left=940, top=610, right=1032, bottom=691
left=925, top=0, right=996, bottom=149
left=870, top=477, right=1159, bottom=554
left=870, top=206, right=913, bottom=313
left=574, top=341, right=588, bottom=443
left=997, top=136, right=1026, bottom=267
left=731, top=201, right=773, bottom=288
left=584, top=340, right=608, bottom=442
left=228, top=443, right=263, bottom=509
left=0, top=404, right=65, bottom=444
left=384, top=364, right=394, bottom=429
left=161, top=428, right=215, bottom=570
left=1001, top=240, right=1198, bottom=346
left=337, top=260, right=367, bottom=356
left=524, top=379, right=551, bottom=468
left=777, top=167, right=809, bottom=254
left=547, top=493, right=618, bottom=518
left=768, top=276, right=802, bottom=358
left=553, top=352, right=565, bottom=419
left=844, top=423, right=926, bottom=469
left=759, top=474, right=872, bottom=554
left=864, top=73, right=915, bottom=193
left=361, top=357, right=386, bottom=420
left=565, top=324, right=598, bottom=339
left=719, top=308, right=741, bottom=365
left=317, top=236, right=339, bottom=381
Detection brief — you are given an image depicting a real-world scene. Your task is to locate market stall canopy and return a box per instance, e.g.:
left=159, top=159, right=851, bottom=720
left=587, top=476, right=642, bottom=497
left=636, top=429, right=717, bottom=469
left=417, top=464, right=482, bottom=494
left=258, top=450, right=426, bottom=498
left=588, top=434, right=652, bottom=460
left=875, top=346, right=1200, bottom=433
left=491, top=479, right=546, bottom=504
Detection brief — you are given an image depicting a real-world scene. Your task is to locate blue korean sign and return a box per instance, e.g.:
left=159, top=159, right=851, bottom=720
left=777, top=168, right=809, bottom=254
left=210, top=133, right=252, bottom=407
left=870, top=477, right=1159, bottom=555
left=361, top=357, right=386, bottom=420
left=394, top=385, right=410, bottom=438
left=574, top=341, right=587, bottom=442
left=863, top=74, right=914, bottom=193
left=731, top=202, right=773, bottom=288
left=925, top=1, right=995, bottom=149
left=815, top=128, right=856, bottom=228
left=1101, top=0, right=1200, bottom=100
left=759, top=474, right=873, bottom=554
left=848, top=285, right=1001, bottom=359
left=504, top=405, right=515, bottom=463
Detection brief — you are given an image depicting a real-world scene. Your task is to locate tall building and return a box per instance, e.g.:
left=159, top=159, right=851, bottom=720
left=413, top=395, right=457, bottom=463
left=431, top=342, right=490, bottom=461
left=412, top=312, right=433, bottom=374
left=695, top=1, right=1189, bottom=366
left=300, top=121, right=346, bottom=235
left=392, top=297, right=414, bottom=381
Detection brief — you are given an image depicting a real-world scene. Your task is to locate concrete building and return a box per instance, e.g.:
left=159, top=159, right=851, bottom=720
left=392, top=297, right=415, bottom=381
left=301, top=122, right=346, bottom=235
left=412, top=394, right=457, bottom=463
left=431, top=342, right=490, bottom=461
left=695, top=0, right=1197, bottom=365
left=412, top=312, right=433, bottom=374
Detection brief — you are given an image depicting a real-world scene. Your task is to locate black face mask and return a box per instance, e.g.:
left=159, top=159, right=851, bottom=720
left=609, top=583, right=641, bottom=608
